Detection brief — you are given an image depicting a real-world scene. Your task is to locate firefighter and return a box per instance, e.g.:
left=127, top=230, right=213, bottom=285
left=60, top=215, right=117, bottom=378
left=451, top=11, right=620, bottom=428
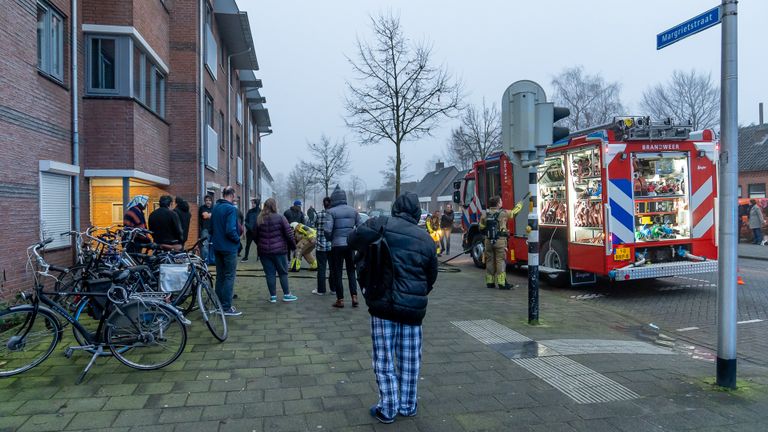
left=290, top=222, right=318, bottom=271
left=479, top=195, right=520, bottom=290
left=426, top=210, right=442, bottom=256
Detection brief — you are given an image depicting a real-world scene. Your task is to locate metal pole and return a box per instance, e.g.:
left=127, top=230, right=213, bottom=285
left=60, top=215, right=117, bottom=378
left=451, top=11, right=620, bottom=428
left=717, top=0, right=738, bottom=389
left=528, top=167, right=539, bottom=324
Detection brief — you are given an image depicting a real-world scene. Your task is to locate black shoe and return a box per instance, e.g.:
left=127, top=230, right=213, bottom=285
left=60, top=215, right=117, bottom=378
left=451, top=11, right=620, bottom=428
left=486, top=283, right=496, bottom=289
left=499, top=284, right=512, bottom=290
left=370, top=406, right=395, bottom=424
left=233, top=294, right=239, bottom=299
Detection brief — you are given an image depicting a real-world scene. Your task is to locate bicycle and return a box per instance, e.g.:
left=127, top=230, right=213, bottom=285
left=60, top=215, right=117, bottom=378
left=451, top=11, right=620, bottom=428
left=0, top=239, right=188, bottom=384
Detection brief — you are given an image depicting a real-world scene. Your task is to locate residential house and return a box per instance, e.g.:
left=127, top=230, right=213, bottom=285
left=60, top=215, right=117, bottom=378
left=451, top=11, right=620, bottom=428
left=413, top=162, right=458, bottom=212
left=0, top=0, right=272, bottom=295
left=738, top=123, right=768, bottom=199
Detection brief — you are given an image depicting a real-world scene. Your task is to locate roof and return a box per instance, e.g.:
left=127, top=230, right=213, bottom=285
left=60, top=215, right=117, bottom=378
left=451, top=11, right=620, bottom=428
left=440, top=170, right=469, bottom=196
left=400, top=182, right=419, bottom=194
left=414, top=165, right=458, bottom=199
left=214, top=0, right=259, bottom=70
left=259, top=161, right=273, bottom=182
left=739, top=124, right=768, bottom=172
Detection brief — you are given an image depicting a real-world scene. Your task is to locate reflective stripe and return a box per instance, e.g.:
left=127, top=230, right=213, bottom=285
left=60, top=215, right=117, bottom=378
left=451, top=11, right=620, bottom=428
left=692, top=209, right=714, bottom=238
left=691, top=177, right=713, bottom=215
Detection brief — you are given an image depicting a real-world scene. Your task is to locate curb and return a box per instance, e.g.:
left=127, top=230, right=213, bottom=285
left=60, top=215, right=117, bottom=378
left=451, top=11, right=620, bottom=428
left=738, top=254, right=768, bottom=262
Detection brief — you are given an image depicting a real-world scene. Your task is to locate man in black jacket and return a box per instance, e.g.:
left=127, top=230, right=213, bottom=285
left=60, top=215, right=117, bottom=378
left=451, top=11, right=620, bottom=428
left=148, top=195, right=184, bottom=250
left=348, top=192, right=438, bottom=424
left=173, top=196, right=192, bottom=247
left=242, top=197, right=260, bottom=262
left=284, top=200, right=306, bottom=225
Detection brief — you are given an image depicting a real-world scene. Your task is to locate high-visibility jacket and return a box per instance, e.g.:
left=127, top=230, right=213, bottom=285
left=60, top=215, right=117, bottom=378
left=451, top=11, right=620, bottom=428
left=293, top=223, right=316, bottom=242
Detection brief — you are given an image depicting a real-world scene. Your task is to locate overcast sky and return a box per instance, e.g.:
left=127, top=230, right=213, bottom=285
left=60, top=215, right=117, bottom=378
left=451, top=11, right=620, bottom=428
left=244, top=0, right=767, bottom=191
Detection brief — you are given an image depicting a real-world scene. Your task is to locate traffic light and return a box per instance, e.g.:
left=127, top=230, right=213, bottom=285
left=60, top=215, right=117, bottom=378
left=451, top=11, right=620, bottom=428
left=552, top=106, right=571, bottom=143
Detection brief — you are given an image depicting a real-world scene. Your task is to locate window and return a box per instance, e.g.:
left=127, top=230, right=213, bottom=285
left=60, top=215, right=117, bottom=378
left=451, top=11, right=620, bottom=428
left=205, top=93, right=214, bottom=128
left=40, top=172, right=71, bottom=249
left=738, top=186, right=742, bottom=198
left=219, top=111, right=225, bottom=149
left=86, top=35, right=166, bottom=117
left=748, top=183, right=766, bottom=198
left=236, top=97, right=243, bottom=124
left=37, top=1, right=64, bottom=80
left=111, top=203, right=124, bottom=224
left=204, top=2, right=217, bottom=79
left=205, top=93, right=218, bottom=170
left=90, top=37, right=117, bottom=91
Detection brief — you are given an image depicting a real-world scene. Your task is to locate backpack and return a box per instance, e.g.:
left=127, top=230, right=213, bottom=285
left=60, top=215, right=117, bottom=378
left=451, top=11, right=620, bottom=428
left=484, top=211, right=501, bottom=244
left=356, top=217, right=394, bottom=302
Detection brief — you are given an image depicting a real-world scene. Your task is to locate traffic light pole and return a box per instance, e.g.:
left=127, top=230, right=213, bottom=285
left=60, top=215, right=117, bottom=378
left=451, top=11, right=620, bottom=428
left=717, top=0, right=738, bottom=389
left=527, top=167, right=540, bottom=325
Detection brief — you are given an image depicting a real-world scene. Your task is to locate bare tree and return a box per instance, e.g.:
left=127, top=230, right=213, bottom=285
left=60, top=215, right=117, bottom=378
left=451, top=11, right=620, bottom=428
left=551, top=66, right=625, bottom=131
left=345, top=12, right=462, bottom=196
left=348, top=175, right=366, bottom=209
left=380, top=155, right=410, bottom=190
left=640, top=70, right=719, bottom=130
left=301, top=135, right=351, bottom=197
left=287, top=165, right=313, bottom=207
left=445, top=100, right=502, bottom=170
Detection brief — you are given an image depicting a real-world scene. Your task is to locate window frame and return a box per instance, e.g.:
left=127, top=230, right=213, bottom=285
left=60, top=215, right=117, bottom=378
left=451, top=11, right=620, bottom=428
left=219, top=111, right=225, bottom=150
left=86, top=35, right=122, bottom=95
left=748, top=183, right=766, bottom=198
left=36, top=1, right=65, bottom=81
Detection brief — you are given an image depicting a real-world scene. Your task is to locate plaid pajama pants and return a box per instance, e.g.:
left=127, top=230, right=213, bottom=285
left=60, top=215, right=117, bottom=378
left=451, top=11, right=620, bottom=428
left=371, top=316, right=422, bottom=419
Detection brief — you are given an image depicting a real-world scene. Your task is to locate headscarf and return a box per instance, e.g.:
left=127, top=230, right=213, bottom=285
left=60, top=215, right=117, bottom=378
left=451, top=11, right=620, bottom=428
left=126, top=195, right=149, bottom=210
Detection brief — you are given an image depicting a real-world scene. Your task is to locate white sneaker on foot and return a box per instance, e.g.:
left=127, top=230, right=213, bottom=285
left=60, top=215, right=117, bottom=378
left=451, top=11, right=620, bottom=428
left=311, top=289, right=325, bottom=296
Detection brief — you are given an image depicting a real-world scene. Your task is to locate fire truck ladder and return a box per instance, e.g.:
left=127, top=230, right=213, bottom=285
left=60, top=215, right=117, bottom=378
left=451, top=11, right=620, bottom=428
left=565, top=116, right=694, bottom=142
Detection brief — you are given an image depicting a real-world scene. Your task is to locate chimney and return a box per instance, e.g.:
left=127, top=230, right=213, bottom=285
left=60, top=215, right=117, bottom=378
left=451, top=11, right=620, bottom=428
left=435, top=161, right=445, bottom=171
left=760, top=102, right=764, bottom=125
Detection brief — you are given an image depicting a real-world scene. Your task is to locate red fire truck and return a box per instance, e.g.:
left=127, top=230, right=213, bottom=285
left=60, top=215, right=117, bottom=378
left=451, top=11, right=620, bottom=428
left=453, top=117, right=719, bottom=286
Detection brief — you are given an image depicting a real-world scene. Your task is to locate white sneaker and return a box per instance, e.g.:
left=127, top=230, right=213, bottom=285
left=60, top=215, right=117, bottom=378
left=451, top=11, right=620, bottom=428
left=311, top=289, right=325, bottom=296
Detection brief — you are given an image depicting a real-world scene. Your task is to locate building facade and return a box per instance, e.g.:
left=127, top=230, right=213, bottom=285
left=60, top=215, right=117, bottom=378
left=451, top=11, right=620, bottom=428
left=0, top=0, right=271, bottom=295
left=738, top=123, right=768, bottom=199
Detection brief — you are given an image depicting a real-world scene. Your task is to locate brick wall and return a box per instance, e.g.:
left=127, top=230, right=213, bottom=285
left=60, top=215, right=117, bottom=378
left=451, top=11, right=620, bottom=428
left=739, top=171, right=768, bottom=198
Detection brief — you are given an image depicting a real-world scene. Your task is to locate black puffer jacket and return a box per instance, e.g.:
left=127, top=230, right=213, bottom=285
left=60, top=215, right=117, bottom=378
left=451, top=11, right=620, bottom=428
left=325, top=186, right=360, bottom=248
left=349, top=192, right=438, bottom=325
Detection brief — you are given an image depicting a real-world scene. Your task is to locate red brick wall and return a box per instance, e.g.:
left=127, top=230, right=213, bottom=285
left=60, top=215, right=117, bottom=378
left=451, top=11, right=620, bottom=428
left=133, top=106, right=171, bottom=179
left=0, top=0, right=76, bottom=297
left=739, top=171, right=768, bottom=198
left=82, top=0, right=132, bottom=26
left=82, top=99, right=135, bottom=169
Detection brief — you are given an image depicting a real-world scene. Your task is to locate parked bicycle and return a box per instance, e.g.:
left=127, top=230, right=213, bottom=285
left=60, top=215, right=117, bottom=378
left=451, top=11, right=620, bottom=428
left=0, top=239, right=188, bottom=384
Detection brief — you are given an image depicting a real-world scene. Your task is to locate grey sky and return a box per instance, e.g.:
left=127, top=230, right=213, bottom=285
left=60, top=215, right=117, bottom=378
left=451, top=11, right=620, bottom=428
left=245, top=0, right=767, bottom=191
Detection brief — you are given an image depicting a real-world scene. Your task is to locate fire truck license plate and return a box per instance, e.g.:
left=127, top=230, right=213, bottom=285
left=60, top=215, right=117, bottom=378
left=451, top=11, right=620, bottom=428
left=614, top=247, right=631, bottom=261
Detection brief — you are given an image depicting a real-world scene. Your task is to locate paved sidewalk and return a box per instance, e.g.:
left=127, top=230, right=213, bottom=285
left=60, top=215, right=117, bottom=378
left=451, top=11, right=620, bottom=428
left=1, top=257, right=767, bottom=431
left=739, top=243, right=768, bottom=261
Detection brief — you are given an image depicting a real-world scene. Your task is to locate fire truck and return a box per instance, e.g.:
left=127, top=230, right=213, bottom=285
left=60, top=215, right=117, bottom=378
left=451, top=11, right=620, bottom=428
left=453, top=117, right=719, bottom=286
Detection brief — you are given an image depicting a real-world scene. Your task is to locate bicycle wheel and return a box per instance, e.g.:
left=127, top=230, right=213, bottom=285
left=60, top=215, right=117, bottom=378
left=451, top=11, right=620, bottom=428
left=0, top=307, right=60, bottom=377
left=106, top=300, right=187, bottom=370
left=198, top=276, right=227, bottom=342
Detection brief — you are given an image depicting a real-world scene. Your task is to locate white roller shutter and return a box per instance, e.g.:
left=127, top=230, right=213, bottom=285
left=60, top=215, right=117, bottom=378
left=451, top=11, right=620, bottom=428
left=40, top=172, right=72, bottom=248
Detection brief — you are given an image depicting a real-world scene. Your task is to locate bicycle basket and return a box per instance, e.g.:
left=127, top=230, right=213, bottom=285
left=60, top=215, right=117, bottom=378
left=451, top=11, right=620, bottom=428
left=159, top=264, right=190, bottom=293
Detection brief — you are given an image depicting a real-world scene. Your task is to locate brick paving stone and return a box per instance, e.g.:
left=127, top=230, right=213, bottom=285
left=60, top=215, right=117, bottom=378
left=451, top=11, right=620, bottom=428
left=157, top=407, right=203, bottom=424
left=128, top=425, right=173, bottom=432
left=112, top=409, right=163, bottom=427
left=171, top=380, right=211, bottom=394
left=145, top=393, right=189, bottom=409
left=281, top=398, right=323, bottom=414
left=241, top=401, right=284, bottom=418
left=67, top=410, right=120, bottom=430
left=225, top=389, right=264, bottom=404
left=170, top=420, right=221, bottom=432
left=218, top=418, right=264, bottom=432
left=185, top=391, right=226, bottom=406
left=0, top=415, right=29, bottom=432
left=17, top=413, right=75, bottom=432
left=200, top=403, right=244, bottom=421
left=135, top=382, right=175, bottom=395
left=261, top=415, right=308, bottom=431
left=263, top=387, right=301, bottom=401
left=14, top=399, right=67, bottom=415
left=103, top=395, right=150, bottom=411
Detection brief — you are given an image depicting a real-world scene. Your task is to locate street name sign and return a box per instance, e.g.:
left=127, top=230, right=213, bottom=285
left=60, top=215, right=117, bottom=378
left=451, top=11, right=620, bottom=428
left=656, top=6, right=721, bottom=50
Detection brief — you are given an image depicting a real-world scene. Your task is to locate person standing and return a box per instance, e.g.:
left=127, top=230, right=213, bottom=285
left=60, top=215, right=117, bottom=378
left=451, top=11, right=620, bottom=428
left=426, top=211, right=442, bottom=256
left=210, top=186, right=243, bottom=316
left=284, top=200, right=306, bottom=225
left=348, top=192, right=438, bottom=424
left=748, top=199, right=765, bottom=245
left=123, top=195, right=149, bottom=253
left=440, top=204, right=454, bottom=255
left=255, top=198, right=298, bottom=303
left=479, top=195, right=519, bottom=290
left=198, top=194, right=214, bottom=261
left=173, top=196, right=192, bottom=247
left=307, top=205, right=318, bottom=228
left=312, top=197, right=332, bottom=296
left=148, top=195, right=184, bottom=250
left=242, top=197, right=261, bottom=261
left=325, top=185, right=361, bottom=308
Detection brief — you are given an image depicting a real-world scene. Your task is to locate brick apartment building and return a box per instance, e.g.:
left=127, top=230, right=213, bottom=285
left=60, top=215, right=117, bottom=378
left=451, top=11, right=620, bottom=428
left=738, top=123, right=768, bottom=200
left=0, top=0, right=272, bottom=294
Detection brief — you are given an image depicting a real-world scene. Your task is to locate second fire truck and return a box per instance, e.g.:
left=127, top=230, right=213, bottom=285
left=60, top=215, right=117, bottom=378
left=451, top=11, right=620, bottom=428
left=453, top=117, right=719, bottom=286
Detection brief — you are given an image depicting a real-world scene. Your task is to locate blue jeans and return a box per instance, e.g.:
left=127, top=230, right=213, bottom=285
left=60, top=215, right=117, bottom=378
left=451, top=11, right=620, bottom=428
left=261, top=254, right=290, bottom=296
left=753, top=228, right=763, bottom=244
left=214, top=250, right=237, bottom=310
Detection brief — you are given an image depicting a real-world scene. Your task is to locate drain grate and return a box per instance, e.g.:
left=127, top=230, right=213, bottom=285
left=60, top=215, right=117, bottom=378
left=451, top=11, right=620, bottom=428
left=513, top=356, right=639, bottom=404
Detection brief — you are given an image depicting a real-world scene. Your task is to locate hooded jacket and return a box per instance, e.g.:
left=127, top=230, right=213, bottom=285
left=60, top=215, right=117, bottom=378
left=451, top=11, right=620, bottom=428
left=149, top=206, right=183, bottom=245
left=255, top=213, right=296, bottom=255
left=173, top=200, right=192, bottom=244
left=210, top=199, right=241, bottom=253
left=283, top=206, right=306, bottom=225
left=245, top=200, right=261, bottom=233
left=348, top=192, right=438, bottom=326
left=324, top=186, right=361, bottom=248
